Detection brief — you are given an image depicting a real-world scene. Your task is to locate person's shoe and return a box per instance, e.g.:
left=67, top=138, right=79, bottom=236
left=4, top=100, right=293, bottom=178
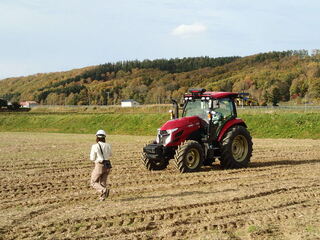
left=99, top=196, right=105, bottom=201
left=104, top=189, right=110, bottom=198
left=99, top=189, right=106, bottom=199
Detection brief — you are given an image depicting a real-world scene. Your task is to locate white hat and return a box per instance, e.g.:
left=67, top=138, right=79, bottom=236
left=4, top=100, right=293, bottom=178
left=96, top=129, right=106, bottom=137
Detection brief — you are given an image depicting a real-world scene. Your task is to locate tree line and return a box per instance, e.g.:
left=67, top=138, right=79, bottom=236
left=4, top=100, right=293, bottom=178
left=1, top=50, right=320, bottom=106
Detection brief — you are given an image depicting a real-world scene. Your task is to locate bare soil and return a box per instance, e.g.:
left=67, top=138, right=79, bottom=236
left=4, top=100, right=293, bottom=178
left=0, top=132, right=319, bottom=240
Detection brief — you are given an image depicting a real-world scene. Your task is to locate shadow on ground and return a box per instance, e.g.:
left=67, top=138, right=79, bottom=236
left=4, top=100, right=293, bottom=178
left=198, top=158, right=320, bottom=172
left=249, top=158, right=320, bottom=168
left=120, top=188, right=236, bottom=202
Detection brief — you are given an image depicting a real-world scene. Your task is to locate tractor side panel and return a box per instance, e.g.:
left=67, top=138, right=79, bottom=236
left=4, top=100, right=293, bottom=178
left=165, top=123, right=200, bottom=147
left=217, top=118, right=247, bottom=142
left=160, top=116, right=200, bottom=130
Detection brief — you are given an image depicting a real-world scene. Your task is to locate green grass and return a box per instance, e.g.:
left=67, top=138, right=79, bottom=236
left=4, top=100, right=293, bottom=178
left=247, top=225, right=261, bottom=233
left=0, top=112, right=320, bottom=139
left=241, top=113, right=320, bottom=139
left=0, top=112, right=169, bottom=136
left=305, top=225, right=320, bottom=234
left=30, top=104, right=172, bottom=114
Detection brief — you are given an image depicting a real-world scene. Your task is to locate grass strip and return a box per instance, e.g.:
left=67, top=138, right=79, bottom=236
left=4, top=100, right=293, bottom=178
left=0, top=112, right=319, bottom=139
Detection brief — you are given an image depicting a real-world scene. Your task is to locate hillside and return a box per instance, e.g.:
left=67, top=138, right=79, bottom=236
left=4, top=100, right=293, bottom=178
left=1, top=50, right=320, bottom=105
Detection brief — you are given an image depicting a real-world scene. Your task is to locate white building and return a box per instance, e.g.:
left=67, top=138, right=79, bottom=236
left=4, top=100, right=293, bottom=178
left=121, top=99, right=140, bottom=107
left=20, top=101, right=39, bottom=108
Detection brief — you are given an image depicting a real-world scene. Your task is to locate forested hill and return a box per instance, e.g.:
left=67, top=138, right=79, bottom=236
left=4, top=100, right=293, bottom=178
left=1, top=50, right=320, bottom=105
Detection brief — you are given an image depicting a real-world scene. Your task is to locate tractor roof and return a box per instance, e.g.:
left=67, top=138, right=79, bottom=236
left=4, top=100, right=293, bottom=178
left=185, top=90, right=238, bottom=99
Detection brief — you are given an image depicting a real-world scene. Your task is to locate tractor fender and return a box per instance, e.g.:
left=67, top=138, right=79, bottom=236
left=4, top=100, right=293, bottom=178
left=217, top=118, right=247, bottom=142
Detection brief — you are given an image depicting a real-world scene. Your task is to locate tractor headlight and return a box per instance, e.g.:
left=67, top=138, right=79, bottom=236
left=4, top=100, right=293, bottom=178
left=164, top=128, right=178, bottom=145
left=156, top=128, right=178, bottom=146
left=156, top=128, right=160, bottom=143
left=166, top=128, right=178, bottom=134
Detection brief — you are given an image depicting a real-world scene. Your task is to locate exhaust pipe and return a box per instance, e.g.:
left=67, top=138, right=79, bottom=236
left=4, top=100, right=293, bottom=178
left=171, top=99, right=179, bottom=119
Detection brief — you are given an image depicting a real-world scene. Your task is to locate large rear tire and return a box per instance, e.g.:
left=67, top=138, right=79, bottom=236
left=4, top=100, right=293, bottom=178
left=220, top=125, right=253, bottom=169
left=174, top=140, right=204, bottom=173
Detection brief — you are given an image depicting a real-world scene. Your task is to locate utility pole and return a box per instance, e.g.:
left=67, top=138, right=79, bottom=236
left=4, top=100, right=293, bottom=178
left=105, top=91, right=110, bottom=105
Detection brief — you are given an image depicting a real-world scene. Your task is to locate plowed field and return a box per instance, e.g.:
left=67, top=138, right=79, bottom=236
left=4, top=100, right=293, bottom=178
left=0, top=132, right=319, bottom=240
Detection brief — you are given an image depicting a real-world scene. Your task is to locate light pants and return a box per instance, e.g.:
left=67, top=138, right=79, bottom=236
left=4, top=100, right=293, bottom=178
left=91, top=162, right=111, bottom=194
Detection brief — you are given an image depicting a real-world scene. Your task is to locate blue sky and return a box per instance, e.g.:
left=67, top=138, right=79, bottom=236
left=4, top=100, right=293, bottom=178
left=0, top=0, right=319, bottom=79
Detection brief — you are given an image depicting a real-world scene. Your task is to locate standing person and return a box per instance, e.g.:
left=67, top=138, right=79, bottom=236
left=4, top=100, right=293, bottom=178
left=90, top=129, right=112, bottom=201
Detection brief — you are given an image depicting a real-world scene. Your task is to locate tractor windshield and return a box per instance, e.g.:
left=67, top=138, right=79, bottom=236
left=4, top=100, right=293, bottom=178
left=183, top=98, right=235, bottom=120
left=183, top=99, right=210, bottom=119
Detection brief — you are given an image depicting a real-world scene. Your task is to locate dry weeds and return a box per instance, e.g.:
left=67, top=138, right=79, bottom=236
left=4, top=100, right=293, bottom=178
left=0, top=132, right=319, bottom=239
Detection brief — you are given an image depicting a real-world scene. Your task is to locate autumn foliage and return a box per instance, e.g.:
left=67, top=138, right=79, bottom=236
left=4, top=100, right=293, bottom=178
left=1, top=50, right=320, bottom=106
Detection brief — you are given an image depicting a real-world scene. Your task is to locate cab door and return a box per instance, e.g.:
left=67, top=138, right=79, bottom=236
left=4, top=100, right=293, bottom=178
left=212, top=98, right=236, bottom=140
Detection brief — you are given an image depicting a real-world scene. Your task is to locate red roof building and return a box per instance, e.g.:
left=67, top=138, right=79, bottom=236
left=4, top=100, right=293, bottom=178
left=20, top=101, right=39, bottom=108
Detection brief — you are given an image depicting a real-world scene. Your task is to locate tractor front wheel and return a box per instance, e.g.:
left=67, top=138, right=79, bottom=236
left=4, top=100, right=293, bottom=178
left=141, top=152, right=169, bottom=171
left=141, top=141, right=169, bottom=171
left=174, top=140, right=204, bottom=173
left=220, top=125, right=253, bottom=169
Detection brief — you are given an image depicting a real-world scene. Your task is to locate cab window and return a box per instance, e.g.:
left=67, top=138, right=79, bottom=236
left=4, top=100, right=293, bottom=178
left=215, top=98, right=234, bottom=118
left=183, top=99, right=209, bottom=119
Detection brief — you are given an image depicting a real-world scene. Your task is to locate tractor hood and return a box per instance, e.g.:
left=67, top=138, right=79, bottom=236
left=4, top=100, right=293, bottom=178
left=160, top=116, right=201, bottom=130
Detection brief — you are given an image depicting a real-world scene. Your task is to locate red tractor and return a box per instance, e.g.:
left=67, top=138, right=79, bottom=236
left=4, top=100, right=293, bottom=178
left=142, top=88, right=253, bottom=173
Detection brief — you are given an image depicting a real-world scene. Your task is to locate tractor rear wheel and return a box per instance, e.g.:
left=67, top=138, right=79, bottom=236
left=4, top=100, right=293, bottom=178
left=220, top=125, right=253, bottom=169
left=174, top=140, right=204, bottom=173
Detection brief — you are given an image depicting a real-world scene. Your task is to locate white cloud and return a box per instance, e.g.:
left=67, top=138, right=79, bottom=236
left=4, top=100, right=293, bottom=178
left=172, top=23, right=207, bottom=37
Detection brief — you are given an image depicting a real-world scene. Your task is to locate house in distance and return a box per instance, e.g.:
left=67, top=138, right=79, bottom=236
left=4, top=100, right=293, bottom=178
left=121, top=99, right=140, bottom=107
left=20, top=101, right=39, bottom=108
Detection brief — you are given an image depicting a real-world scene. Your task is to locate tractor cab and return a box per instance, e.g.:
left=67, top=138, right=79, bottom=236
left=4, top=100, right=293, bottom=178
left=182, top=88, right=238, bottom=127
left=142, top=88, right=253, bottom=173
